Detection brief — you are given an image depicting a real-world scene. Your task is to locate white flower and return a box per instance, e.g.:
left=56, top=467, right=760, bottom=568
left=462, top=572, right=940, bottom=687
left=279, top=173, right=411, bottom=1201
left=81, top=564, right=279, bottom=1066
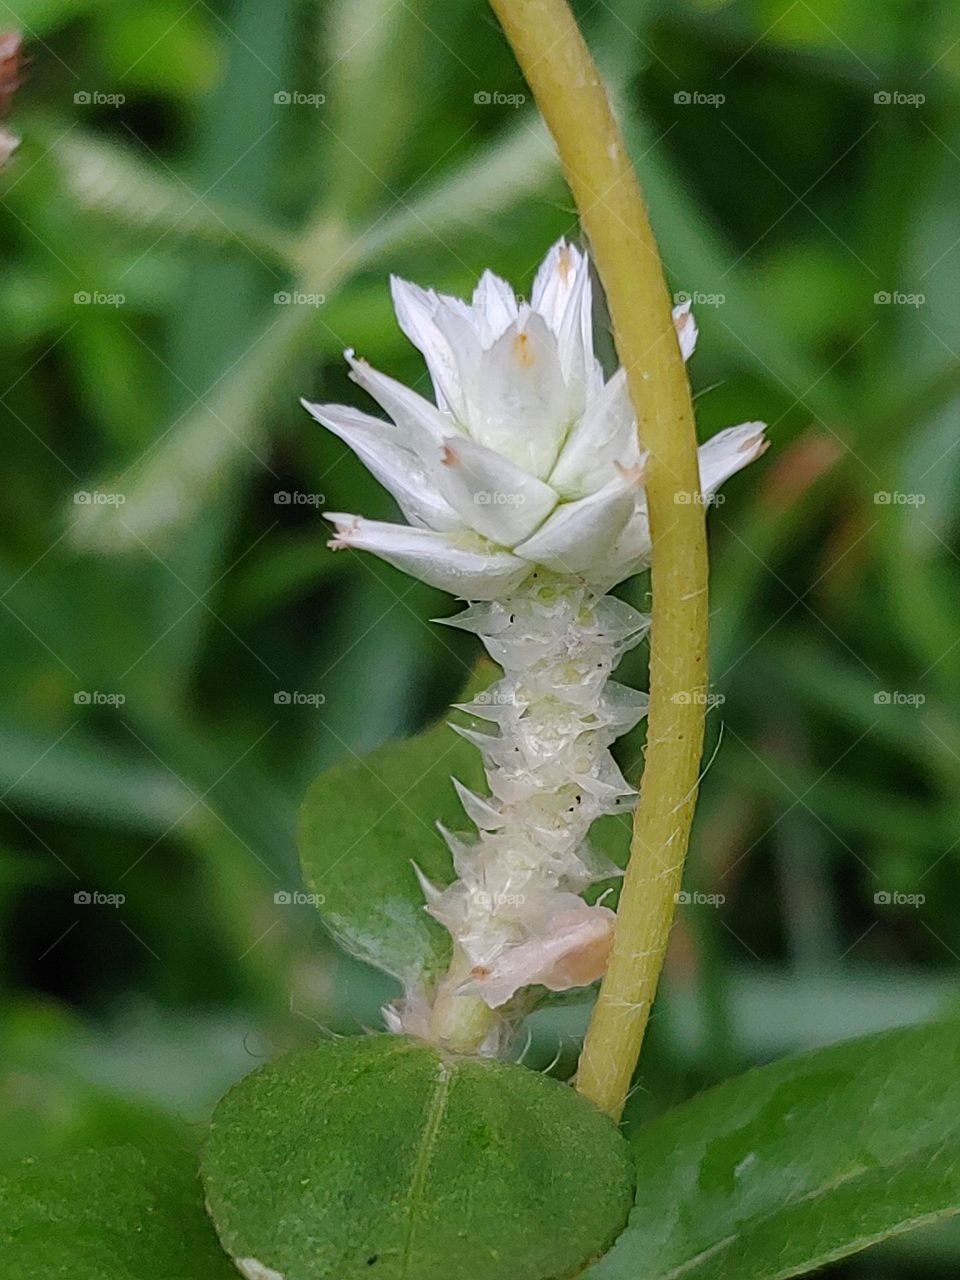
left=303, top=242, right=768, bottom=1045
left=305, top=239, right=766, bottom=599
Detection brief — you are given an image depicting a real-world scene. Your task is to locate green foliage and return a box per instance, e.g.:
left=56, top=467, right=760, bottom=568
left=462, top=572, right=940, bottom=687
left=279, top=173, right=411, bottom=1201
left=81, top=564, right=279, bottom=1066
left=0, top=1144, right=236, bottom=1278
left=202, top=1034, right=634, bottom=1280
left=4, top=0, right=960, bottom=1276
left=298, top=714, right=485, bottom=988
left=587, top=1019, right=960, bottom=1280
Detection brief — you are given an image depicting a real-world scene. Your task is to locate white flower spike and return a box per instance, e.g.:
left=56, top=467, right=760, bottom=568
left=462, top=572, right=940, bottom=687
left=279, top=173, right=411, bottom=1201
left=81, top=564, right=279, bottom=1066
left=303, top=239, right=767, bottom=1052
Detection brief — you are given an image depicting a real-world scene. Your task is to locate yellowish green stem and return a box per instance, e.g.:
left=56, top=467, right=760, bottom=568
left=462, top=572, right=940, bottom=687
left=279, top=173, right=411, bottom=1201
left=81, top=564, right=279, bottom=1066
left=488, top=0, right=709, bottom=1120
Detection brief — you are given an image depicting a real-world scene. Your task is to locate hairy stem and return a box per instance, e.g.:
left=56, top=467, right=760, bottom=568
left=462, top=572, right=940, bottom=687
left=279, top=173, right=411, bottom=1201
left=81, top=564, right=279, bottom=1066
left=488, top=0, right=709, bottom=1119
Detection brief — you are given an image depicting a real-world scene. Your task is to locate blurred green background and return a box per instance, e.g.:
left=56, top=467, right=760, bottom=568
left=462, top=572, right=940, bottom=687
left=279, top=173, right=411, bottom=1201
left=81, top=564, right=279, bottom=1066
left=2, top=0, right=959, bottom=1272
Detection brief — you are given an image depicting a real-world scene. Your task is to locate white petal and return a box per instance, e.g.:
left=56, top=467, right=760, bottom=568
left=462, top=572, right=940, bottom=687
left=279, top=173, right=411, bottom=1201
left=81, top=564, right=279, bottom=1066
left=325, top=514, right=530, bottom=600
left=531, top=238, right=583, bottom=331
left=672, top=300, right=699, bottom=362
left=548, top=368, right=641, bottom=498
left=471, top=270, right=519, bottom=345
left=347, top=350, right=458, bottom=459
left=698, top=421, right=768, bottom=495
left=430, top=298, right=484, bottom=415
left=604, top=422, right=768, bottom=586
left=389, top=276, right=473, bottom=416
left=433, top=435, right=558, bottom=546
left=303, top=400, right=459, bottom=532
left=532, top=239, right=601, bottom=403
left=513, top=470, right=642, bottom=574
left=554, top=249, right=599, bottom=402
left=474, top=313, right=569, bottom=478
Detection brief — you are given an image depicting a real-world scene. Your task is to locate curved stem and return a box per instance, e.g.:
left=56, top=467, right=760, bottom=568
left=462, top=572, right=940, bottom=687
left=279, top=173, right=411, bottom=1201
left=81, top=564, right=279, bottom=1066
left=488, top=0, right=709, bottom=1119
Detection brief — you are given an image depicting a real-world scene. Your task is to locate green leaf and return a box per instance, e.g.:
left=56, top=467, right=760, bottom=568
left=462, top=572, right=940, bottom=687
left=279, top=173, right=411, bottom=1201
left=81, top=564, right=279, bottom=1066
left=298, top=707, right=486, bottom=989
left=0, top=1143, right=235, bottom=1278
left=202, top=1034, right=634, bottom=1280
left=586, top=1019, right=960, bottom=1280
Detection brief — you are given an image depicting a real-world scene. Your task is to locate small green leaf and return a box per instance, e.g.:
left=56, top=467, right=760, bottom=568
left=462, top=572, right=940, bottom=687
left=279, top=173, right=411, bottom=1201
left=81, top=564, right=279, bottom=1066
left=0, top=1143, right=235, bottom=1278
left=586, top=1019, right=960, bottom=1280
left=298, top=711, right=486, bottom=988
left=202, top=1034, right=634, bottom=1280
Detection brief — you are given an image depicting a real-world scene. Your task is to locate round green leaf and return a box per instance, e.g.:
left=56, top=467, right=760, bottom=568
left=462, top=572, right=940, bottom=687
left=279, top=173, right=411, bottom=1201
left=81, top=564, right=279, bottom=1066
left=0, top=1143, right=236, bottom=1278
left=202, top=1034, right=634, bottom=1280
left=297, top=670, right=493, bottom=990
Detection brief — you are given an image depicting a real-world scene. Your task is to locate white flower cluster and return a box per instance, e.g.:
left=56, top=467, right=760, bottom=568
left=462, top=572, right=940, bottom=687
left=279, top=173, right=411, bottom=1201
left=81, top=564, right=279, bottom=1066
left=304, top=240, right=766, bottom=1041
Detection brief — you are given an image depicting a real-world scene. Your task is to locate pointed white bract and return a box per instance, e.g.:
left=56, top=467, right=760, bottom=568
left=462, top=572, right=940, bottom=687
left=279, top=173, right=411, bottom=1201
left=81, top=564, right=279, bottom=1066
left=417, top=584, right=647, bottom=1013
left=304, top=240, right=767, bottom=1051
